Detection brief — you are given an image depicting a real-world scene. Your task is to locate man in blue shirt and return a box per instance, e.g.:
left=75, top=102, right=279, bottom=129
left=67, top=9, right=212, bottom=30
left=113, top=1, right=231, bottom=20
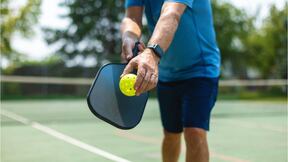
left=121, top=0, right=220, bottom=161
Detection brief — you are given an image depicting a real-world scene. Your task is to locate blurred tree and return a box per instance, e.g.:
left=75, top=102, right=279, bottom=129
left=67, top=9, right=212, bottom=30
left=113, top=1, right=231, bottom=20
left=212, top=0, right=254, bottom=78
left=0, top=0, right=41, bottom=63
left=246, top=4, right=287, bottom=79
left=44, top=0, right=126, bottom=67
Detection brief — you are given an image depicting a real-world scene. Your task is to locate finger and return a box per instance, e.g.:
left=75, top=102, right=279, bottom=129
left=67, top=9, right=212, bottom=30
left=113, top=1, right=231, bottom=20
left=147, top=73, right=158, bottom=91
left=138, top=42, right=146, bottom=52
left=122, top=43, right=133, bottom=60
left=136, top=71, right=151, bottom=95
left=121, top=53, right=128, bottom=63
left=140, top=42, right=146, bottom=48
left=121, top=60, right=137, bottom=78
left=134, top=66, right=146, bottom=92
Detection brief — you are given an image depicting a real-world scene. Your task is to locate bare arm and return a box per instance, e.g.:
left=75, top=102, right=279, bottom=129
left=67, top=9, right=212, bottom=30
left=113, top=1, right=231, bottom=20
left=122, top=2, right=187, bottom=95
left=120, top=6, right=144, bottom=61
left=148, top=2, right=186, bottom=51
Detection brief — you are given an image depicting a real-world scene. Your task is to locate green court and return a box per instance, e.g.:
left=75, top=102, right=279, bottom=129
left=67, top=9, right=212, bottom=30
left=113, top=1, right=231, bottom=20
left=1, top=99, right=287, bottom=162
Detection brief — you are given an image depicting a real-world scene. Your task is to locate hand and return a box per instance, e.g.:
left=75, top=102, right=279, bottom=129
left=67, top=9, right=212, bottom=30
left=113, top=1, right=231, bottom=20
left=121, top=38, right=145, bottom=63
left=121, top=48, right=160, bottom=96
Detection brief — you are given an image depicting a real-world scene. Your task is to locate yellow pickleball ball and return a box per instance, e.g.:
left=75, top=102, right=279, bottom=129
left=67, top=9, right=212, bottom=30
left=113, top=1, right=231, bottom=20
left=119, top=74, right=137, bottom=96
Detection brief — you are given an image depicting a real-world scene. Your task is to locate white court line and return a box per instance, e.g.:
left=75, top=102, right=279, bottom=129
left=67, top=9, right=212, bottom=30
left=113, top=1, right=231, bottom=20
left=1, top=109, right=131, bottom=162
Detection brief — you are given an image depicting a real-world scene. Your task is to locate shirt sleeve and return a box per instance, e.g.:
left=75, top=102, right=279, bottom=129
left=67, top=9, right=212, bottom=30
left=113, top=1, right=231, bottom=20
left=164, top=0, right=194, bottom=8
left=125, top=0, right=144, bottom=8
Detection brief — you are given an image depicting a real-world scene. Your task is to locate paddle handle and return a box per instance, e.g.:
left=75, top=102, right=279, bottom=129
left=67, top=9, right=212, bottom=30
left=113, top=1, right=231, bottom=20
left=132, top=41, right=141, bottom=58
left=130, top=42, right=141, bottom=74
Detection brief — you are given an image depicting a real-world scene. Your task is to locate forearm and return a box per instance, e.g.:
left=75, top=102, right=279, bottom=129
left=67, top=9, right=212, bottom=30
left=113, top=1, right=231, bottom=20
left=148, top=2, right=186, bottom=52
left=121, top=7, right=143, bottom=42
left=121, top=18, right=141, bottom=41
left=120, top=7, right=144, bottom=61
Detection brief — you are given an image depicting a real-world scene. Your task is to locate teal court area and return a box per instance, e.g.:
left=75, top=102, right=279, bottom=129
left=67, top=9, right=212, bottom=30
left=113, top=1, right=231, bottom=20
left=1, top=99, right=287, bottom=162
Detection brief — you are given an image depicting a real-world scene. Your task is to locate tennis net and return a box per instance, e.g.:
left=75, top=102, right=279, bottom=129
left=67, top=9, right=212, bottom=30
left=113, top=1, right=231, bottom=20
left=1, top=75, right=287, bottom=100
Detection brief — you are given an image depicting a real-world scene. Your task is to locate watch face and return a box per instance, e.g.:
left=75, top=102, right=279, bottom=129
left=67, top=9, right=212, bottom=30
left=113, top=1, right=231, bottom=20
left=155, top=45, right=163, bottom=56
left=148, top=44, right=163, bottom=58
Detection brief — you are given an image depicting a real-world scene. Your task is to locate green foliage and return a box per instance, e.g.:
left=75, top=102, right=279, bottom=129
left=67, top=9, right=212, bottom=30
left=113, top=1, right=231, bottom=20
left=44, top=0, right=125, bottom=65
left=1, top=55, right=64, bottom=75
left=19, top=55, right=63, bottom=66
left=0, top=0, right=41, bottom=62
left=246, top=4, right=287, bottom=79
left=212, top=0, right=254, bottom=78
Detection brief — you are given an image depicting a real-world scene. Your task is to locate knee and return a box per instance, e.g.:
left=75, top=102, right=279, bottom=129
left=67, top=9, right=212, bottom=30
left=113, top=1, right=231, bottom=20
left=184, top=128, right=206, bottom=147
left=163, top=130, right=181, bottom=142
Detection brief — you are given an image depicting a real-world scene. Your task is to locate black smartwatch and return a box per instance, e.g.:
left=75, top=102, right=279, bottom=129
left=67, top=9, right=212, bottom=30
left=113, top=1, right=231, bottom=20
left=147, top=44, right=164, bottom=59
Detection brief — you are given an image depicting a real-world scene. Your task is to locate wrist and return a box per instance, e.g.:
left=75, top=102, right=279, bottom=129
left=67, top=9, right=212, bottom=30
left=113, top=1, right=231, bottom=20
left=144, top=48, right=160, bottom=63
left=122, top=32, right=139, bottom=42
left=147, top=44, right=164, bottom=60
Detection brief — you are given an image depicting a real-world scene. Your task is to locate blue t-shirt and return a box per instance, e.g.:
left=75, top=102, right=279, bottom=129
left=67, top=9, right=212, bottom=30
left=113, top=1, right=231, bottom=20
left=125, top=0, right=221, bottom=81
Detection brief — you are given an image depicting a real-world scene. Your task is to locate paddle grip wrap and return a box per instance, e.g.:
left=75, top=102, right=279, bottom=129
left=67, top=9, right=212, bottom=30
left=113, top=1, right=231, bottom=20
left=132, top=42, right=141, bottom=58
left=130, top=42, right=140, bottom=74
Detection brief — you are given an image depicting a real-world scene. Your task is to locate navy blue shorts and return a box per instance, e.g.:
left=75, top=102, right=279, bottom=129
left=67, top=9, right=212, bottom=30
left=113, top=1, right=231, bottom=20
left=157, top=77, right=219, bottom=133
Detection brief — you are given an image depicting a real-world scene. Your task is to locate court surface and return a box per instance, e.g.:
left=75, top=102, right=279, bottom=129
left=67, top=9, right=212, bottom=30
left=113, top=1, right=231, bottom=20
left=1, top=99, right=287, bottom=162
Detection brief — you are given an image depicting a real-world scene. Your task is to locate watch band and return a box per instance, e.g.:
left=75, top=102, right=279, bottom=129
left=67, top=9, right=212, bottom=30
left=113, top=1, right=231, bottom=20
left=147, top=44, right=164, bottom=59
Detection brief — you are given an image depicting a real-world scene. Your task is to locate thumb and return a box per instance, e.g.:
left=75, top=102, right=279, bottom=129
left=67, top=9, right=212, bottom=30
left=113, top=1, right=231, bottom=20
left=138, top=42, right=146, bottom=52
left=125, top=47, right=133, bottom=60
left=121, top=60, right=137, bottom=78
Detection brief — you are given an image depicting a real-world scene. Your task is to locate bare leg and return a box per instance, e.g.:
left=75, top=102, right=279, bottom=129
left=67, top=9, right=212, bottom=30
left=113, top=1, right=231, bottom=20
left=162, top=130, right=182, bottom=162
left=184, top=128, right=209, bottom=162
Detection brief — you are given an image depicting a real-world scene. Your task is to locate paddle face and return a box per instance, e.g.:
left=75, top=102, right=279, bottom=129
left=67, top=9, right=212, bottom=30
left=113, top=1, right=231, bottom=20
left=87, top=63, right=148, bottom=129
